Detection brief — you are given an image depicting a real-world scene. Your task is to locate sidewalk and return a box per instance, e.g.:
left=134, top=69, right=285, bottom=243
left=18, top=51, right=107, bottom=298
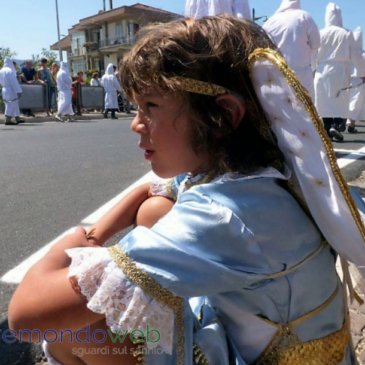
left=0, top=110, right=135, bottom=124
left=348, top=174, right=365, bottom=363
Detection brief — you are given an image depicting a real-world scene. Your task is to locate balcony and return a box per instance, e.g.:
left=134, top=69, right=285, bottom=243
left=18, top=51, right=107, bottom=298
left=83, top=42, right=99, bottom=53
left=99, top=36, right=135, bottom=49
left=69, top=48, right=86, bottom=58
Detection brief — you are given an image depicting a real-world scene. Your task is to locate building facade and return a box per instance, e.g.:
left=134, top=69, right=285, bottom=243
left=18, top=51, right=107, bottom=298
left=50, top=4, right=181, bottom=77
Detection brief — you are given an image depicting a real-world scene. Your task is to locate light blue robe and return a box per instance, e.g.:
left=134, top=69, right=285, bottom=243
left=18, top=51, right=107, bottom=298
left=114, top=173, right=352, bottom=364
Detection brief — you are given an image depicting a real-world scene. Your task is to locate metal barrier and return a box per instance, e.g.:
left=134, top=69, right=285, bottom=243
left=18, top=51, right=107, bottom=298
left=0, top=83, right=133, bottom=115
left=0, top=84, right=56, bottom=115
left=18, top=84, right=46, bottom=110
left=79, top=85, right=104, bottom=109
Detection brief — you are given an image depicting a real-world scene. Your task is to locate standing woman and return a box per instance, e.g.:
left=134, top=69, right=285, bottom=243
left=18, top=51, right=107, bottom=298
left=55, top=62, right=75, bottom=123
left=90, top=72, right=102, bottom=113
left=0, top=57, right=25, bottom=125
left=101, top=63, right=121, bottom=119
left=90, top=72, right=101, bottom=87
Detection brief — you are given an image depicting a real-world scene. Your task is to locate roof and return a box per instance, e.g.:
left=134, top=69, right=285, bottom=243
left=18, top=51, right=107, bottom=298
left=50, top=35, right=71, bottom=51
left=68, top=3, right=182, bottom=33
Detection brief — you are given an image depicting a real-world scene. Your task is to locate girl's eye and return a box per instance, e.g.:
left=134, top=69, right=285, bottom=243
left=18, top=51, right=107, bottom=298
left=146, top=102, right=159, bottom=108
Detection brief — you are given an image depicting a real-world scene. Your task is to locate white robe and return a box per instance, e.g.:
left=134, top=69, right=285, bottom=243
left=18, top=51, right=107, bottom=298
left=56, top=62, right=74, bottom=115
left=349, top=27, right=365, bottom=121
left=101, top=63, right=121, bottom=109
left=314, top=3, right=365, bottom=118
left=263, top=0, right=320, bottom=100
left=185, top=0, right=251, bottom=20
left=0, top=57, right=22, bottom=117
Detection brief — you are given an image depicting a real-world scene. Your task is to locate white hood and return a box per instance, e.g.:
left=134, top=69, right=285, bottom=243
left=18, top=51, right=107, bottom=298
left=353, top=26, right=363, bottom=51
left=3, top=57, right=15, bottom=72
left=275, top=0, right=301, bottom=13
left=325, top=2, right=343, bottom=27
left=105, top=63, right=114, bottom=75
left=60, top=61, right=70, bottom=75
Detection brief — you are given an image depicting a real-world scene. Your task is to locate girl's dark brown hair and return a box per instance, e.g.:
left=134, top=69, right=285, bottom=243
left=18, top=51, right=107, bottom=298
left=121, top=14, right=284, bottom=175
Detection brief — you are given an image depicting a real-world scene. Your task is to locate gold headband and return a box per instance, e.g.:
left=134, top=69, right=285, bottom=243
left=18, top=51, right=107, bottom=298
left=169, top=76, right=229, bottom=96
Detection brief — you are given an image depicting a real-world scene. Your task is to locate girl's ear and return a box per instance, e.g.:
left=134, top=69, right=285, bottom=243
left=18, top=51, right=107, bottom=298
left=216, top=95, right=245, bottom=129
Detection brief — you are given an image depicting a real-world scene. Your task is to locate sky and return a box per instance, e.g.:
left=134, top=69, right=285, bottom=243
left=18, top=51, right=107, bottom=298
left=0, top=0, right=364, bottom=61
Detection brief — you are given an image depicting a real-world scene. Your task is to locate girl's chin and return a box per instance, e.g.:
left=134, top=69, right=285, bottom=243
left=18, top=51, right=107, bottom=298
left=150, top=164, right=186, bottom=179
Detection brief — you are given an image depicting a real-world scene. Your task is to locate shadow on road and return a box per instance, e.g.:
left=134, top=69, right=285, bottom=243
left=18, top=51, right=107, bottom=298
left=0, top=318, right=45, bottom=365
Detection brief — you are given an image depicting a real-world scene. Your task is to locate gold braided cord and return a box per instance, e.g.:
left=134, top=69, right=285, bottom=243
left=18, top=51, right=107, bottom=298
left=166, top=179, right=177, bottom=201
left=254, top=320, right=349, bottom=365
left=132, top=337, right=146, bottom=365
left=169, top=76, right=229, bottom=96
left=108, top=245, right=185, bottom=365
left=248, top=48, right=365, bottom=247
left=193, top=343, right=209, bottom=365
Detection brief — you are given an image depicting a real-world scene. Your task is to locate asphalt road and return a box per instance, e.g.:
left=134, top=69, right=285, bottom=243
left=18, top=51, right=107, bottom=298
left=332, top=121, right=365, bottom=182
left=1, top=118, right=365, bottom=364
left=0, top=117, right=148, bottom=364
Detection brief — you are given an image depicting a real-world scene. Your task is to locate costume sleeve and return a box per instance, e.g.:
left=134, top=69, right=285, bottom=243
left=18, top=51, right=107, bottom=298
left=305, top=14, right=321, bottom=51
left=350, top=31, right=365, bottom=76
left=233, top=0, right=251, bottom=20
left=9, top=72, right=22, bottom=94
left=66, top=187, right=269, bottom=358
left=117, top=188, right=270, bottom=298
left=113, top=75, right=122, bottom=92
left=185, top=0, right=195, bottom=17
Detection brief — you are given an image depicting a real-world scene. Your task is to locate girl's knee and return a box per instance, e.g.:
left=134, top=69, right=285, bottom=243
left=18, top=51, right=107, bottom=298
left=135, top=196, right=175, bottom=228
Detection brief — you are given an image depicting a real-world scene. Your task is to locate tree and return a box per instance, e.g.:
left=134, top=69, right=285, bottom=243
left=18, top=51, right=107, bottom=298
left=32, top=48, right=58, bottom=68
left=0, top=47, right=17, bottom=68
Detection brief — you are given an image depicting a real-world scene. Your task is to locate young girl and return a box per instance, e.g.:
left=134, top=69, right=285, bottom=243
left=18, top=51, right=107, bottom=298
left=9, top=15, right=365, bottom=365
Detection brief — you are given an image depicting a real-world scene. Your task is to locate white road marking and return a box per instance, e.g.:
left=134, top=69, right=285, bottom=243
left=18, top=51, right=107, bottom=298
left=1, top=228, right=76, bottom=284
left=82, top=171, right=155, bottom=225
left=1, top=171, right=156, bottom=284
left=334, top=146, right=365, bottom=168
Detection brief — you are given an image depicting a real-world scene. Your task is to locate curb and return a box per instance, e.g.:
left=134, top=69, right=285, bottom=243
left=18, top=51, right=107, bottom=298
left=0, top=112, right=135, bottom=124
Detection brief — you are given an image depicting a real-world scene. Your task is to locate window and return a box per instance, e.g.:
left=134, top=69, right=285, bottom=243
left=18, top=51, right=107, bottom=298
left=116, top=24, right=122, bottom=39
left=71, top=32, right=86, bottom=55
left=72, top=60, right=86, bottom=74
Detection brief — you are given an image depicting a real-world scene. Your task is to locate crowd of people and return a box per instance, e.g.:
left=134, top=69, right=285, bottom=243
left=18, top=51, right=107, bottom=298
left=0, top=57, right=131, bottom=125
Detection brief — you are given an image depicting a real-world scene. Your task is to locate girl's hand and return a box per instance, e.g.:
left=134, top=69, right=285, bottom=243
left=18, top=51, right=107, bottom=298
left=50, top=227, right=98, bottom=253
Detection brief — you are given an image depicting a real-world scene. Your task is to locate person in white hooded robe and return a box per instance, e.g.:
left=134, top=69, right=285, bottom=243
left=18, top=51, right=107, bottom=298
left=263, top=0, right=320, bottom=100
left=101, top=63, right=121, bottom=119
left=347, top=26, right=365, bottom=133
left=314, top=3, right=365, bottom=141
left=185, top=0, right=251, bottom=20
left=0, top=57, right=25, bottom=125
left=55, top=62, right=75, bottom=123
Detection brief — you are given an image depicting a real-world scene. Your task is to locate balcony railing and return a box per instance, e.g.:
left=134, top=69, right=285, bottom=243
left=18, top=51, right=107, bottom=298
left=70, top=48, right=85, bottom=57
left=83, top=42, right=99, bottom=52
left=99, top=36, right=135, bottom=48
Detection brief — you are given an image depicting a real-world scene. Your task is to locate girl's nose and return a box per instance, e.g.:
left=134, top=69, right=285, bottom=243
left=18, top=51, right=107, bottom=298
left=130, top=114, right=148, bottom=134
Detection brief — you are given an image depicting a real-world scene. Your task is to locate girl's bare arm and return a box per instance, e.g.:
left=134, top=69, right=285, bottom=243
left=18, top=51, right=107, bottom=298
left=8, top=227, right=106, bottom=337
left=86, top=182, right=150, bottom=246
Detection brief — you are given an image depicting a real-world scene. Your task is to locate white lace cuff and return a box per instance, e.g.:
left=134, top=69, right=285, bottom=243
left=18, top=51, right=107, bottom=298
left=149, top=177, right=174, bottom=198
left=66, top=247, right=175, bottom=354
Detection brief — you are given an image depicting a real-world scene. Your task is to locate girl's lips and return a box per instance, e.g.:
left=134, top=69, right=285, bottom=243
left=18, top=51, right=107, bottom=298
left=144, top=149, right=155, bottom=160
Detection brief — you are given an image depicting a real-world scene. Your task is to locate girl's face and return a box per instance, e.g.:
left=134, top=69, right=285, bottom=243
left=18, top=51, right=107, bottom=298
left=131, top=88, right=209, bottom=178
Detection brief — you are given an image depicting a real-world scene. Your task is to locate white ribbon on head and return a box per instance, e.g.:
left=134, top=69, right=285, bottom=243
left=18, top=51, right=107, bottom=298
left=249, top=48, right=365, bottom=299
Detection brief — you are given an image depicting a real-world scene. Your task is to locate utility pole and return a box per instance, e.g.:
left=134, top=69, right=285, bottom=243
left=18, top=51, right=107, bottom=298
left=109, top=0, right=113, bottom=10
left=55, top=0, right=63, bottom=61
left=103, top=0, right=106, bottom=11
